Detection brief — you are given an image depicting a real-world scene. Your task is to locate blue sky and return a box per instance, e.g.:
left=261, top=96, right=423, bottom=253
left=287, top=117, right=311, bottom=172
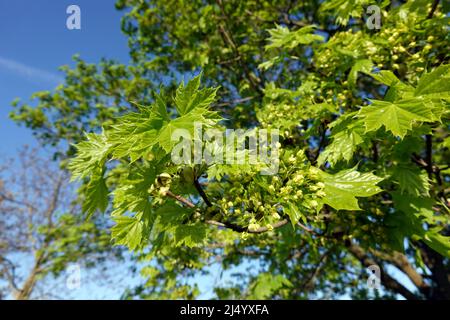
left=0, top=0, right=129, bottom=156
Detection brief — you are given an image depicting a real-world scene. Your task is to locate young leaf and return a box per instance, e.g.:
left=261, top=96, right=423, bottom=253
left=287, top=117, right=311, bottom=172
left=69, top=132, right=111, bottom=180
left=318, top=167, right=383, bottom=211
left=82, top=170, right=109, bottom=218
left=111, top=216, right=145, bottom=251
left=174, top=224, right=207, bottom=248
left=391, top=165, right=430, bottom=197
left=153, top=91, right=170, bottom=121
left=286, top=203, right=303, bottom=226
left=175, top=74, right=202, bottom=116
left=357, top=98, right=434, bottom=138
left=248, top=273, right=291, bottom=299
left=390, top=193, right=450, bottom=257
left=317, top=116, right=365, bottom=167
left=348, top=59, right=373, bottom=87
left=265, top=25, right=323, bottom=50
left=415, top=64, right=450, bottom=96
left=174, top=73, right=218, bottom=116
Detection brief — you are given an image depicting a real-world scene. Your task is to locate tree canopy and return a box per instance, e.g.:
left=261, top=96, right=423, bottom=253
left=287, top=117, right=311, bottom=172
left=10, top=0, right=450, bottom=299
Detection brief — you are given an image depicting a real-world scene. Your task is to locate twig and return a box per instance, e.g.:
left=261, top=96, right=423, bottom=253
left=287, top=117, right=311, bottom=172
left=166, top=191, right=196, bottom=209
left=427, top=0, right=440, bottom=19
left=206, top=218, right=289, bottom=234
left=214, top=96, right=254, bottom=107
left=425, top=134, right=433, bottom=179
left=193, top=178, right=212, bottom=207
left=296, top=221, right=319, bottom=235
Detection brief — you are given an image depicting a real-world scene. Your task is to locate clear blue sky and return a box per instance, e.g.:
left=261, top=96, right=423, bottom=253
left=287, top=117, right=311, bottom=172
left=0, top=0, right=129, bottom=156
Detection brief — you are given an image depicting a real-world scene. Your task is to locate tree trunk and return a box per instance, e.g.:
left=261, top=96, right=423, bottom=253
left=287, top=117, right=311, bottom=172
left=14, top=254, right=43, bottom=300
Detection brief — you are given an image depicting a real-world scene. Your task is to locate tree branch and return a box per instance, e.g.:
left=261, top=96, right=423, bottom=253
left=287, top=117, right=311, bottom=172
left=206, top=218, right=289, bottom=234
left=369, top=249, right=429, bottom=294
left=166, top=190, right=196, bottom=209
left=425, top=134, right=433, bottom=179
left=346, top=242, right=421, bottom=300
left=427, top=0, right=440, bottom=19
left=193, top=178, right=212, bottom=207
left=215, top=0, right=263, bottom=94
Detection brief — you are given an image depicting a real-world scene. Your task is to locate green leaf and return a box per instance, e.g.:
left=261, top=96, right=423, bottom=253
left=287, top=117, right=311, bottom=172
left=320, top=0, right=372, bottom=26
left=424, top=233, right=450, bottom=259
left=82, top=170, right=109, bottom=218
left=157, top=106, right=221, bottom=153
left=390, top=193, right=450, bottom=257
left=69, top=131, right=111, bottom=180
left=365, top=70, right=414, bottom=92
left=174, top=224, right=207, bottom=248
left=175, top=74, right=201, bottom=115
left=174, top=73, right=218, bottom=116
left=111, top=215, right=146, bottom=251
left=357, top=98, right=434, bottom=138
left=248, top=273, right=291, bottom=299
left=415, top=64, right=450, bottom=96
left=285, top=203, right=302, bottom=226
left=156, top=112, right=199, bottom=153
left=318, top=167, right=383, bottom=210
left=265, top=25, right=323, bottom=50
left=258, top=56, right=283, bottom=71
left=154, top=201, right=192, bottom=232
left=318, top=115, right=365, bottom=166
left=348, top=59, right=373, bottom=87
left=444, top=136, right=450, bottom=149
left=391, top=165, right=430, bottom=197
left=153, top=91, right=170, bottom=121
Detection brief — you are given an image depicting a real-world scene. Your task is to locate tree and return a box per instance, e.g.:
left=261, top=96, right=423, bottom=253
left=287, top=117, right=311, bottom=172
left=0, top=147, right=120, bottom=299
left=10, top=0, right=450, bottom=299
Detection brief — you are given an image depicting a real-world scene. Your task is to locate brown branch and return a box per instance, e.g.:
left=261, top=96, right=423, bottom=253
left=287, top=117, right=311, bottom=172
left=369, top=249, right=429, bottom=294
left=296, top=221, right=319, bottom=235
left=346, top=242, right=421, bottom=300
left=214, top=96, right=255, bottom=108
left=166, top=189, right=289, bottom=233
left=14, top=253, right=44, bottom=300
left=411, top=153, right=428, bottom=169
left=44, top=175, right=64, bottom=227
left=425, top=134, right=433, bottom=179
left=427, top=0, right=440, bottom=19
left=215, top=0, right=263, bottom=94
left=417, top=240, right=450, bottom=299
left=0, top=192, right=38, bottom=212
left=0, top=256, right=20, bottom=295
left=313, top=121, right=328, bottom=164
left=206, top=218, right=289, bottom=234
left=166, top=190, right=196, bottom=209
left=193, top=178, right=212, bottom=207
left=300, top=248, right=332, bottom=291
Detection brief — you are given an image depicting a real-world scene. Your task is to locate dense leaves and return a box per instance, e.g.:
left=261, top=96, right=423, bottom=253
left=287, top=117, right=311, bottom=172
left=11, top=0, right=450, bottom=300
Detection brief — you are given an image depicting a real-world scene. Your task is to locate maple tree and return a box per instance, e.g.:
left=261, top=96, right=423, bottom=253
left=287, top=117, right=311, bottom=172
left=11, top=0, right=449, bottom=299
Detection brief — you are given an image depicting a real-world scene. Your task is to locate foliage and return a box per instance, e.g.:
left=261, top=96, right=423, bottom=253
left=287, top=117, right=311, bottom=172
left=10, top=0, right=450, bottom=300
